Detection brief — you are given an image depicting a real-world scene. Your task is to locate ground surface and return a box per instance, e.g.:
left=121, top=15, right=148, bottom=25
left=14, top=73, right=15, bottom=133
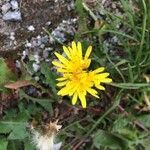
left=0, top=0, right=150, bottom=150
left=0, top=0, right=75, bottom=56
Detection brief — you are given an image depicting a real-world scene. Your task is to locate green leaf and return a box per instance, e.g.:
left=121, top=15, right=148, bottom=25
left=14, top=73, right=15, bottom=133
left=41, top=62, right=57, bottom=94
left=19, top=90, right=53, bottom=114
left=75, top=0, right=88, bottom=34
left=24, top=139, right=35, bottom=150
left=109, top=83, right=150, bottom=89
left=0, top=112, right=30, bottom=140
left=0, top=139, right=8, bottom=150
left=8, top=125, right=29, bottom=140
left=37, top=100, right=53, bottom=114
left=93, top=130, right=128, bottom=149
left=143, top=135, right=150, bottom=150
left=117, top=128, right=137, bottom=141
left=138, top=114, right=150, bottom=128
left=7, top=141, right=22, bottom=150
left=113, top=116, right=129, bottom=131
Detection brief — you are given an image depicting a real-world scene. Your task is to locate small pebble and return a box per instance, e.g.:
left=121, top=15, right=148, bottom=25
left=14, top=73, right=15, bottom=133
left=41, top=36, right=49, bottom=43
left=43, top=50, right=49, bottom=59
left=10, top=0, right=19, bottom=10
left=26, top=42, right=32, bottom=47
left=16, top=60, right=21, bottom=68
left=1, top=3, right=11, bottom=14
left=34, top=76, right=39, bottom=81
left=27, top=25, right=35, bottom=32
left=40, top=44, right=45, bottom=49
left=46, top=21, right=51, bottom=26
left=22, top=50, right=28, bottom=60
left=112, top=3, right=116, bottom=9
left=34, top=54, right=40, bottom=64
left=10, top=35, right=15, bottom=40
left=33, top=63, right=40, bottom=72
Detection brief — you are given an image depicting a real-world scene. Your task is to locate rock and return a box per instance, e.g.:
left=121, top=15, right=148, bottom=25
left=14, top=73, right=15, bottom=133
left=46, top=21, right=51, bottom=26
left=34, top=54, right=40, bottom=64
left=15, top=60, right=21, bottom=69
left=3, top=11, right=22, bottom=21
left=10, top=35, right=15, bottom=40
left=41, top=36, right=49, bottom=43
left=40, top=44, right=45, bottom=49
left=52, top=30, right=66, bottom=43
left=1, top=3, right=11, bottom=14
left=25, top=42, right=32, bottom=47
left=10, top=32, right=15, bottom=40
left=22, top=50, right=29, bottom=60
left=32, top=63, right=40, bottom=72
left=27, top=25, right=35, bottom=32
left=10, top=0, right=19, bottom=10
left=43, top=49, right=49, bottom=59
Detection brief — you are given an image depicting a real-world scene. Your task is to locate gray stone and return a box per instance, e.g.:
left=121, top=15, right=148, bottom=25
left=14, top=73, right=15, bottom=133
left=27, top=25, right=35, bottom=31
left=3, top=11, right=22, bottom=21
left=1, top=3, right=11, bottom=14
left=10, top=0, right=19, bottom=10
left=32, top=63, right=40, bottom=72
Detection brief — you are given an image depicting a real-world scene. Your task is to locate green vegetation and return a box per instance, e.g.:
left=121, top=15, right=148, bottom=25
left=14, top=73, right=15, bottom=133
left=0, top=0, right=150, bottom=149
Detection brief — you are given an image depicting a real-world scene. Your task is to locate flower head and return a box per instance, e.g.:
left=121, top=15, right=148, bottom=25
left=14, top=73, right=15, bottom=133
left=31, top=121, right=62, bottom=150
left=52, top=41, right=92, bottom=73
left=52, top=42, right=112, bottom=108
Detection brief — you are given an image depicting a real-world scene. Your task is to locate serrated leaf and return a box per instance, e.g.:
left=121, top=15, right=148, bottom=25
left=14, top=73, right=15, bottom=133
left=93, top=130, right=128, bottom=149
left=117, top=128, right=137, bottom=141
left=138, top=114, right=150, bottom=128
left=113, top=116, right=129, bottom=131
left=8, top=125, right=29, bottom=140
left=143, top=135, right=150, bottom=150
left=19, top=90, right=53, bottom=114
left=37, top=100, right=53, bottom=114
left=0, top=112, right=30, bottom=140
left=41, top=62, right=57, bottom=94
left=0, top=139, right=8, bottom=150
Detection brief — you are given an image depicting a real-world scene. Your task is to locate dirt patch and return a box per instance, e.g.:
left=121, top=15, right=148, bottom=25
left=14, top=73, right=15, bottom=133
left=0, top=0, right=75, bottom=57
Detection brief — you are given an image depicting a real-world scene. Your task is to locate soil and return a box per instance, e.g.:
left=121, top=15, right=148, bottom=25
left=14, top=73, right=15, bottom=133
left=0, top=0, right=75, bottom=57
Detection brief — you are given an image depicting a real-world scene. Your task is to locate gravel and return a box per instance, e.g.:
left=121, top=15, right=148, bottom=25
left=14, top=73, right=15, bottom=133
left=1, top=0, right=22, bottom=21
left=27, top=25, right=35, bottom=32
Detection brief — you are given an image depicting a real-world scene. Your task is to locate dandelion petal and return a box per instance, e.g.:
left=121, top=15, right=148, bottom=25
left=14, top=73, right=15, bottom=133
left=63, top=46, right=71, bottom=58
left=85, top=46, right=92, bottom=59
left=79, top=93, right=87, bottom=108
left=72, top=93, right=78, bottom=105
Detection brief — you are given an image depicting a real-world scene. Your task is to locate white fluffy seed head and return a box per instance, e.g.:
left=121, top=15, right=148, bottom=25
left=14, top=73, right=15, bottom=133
left=32, top=130, right=55, bottom=150
left=31, top=121, right=62, bottom=150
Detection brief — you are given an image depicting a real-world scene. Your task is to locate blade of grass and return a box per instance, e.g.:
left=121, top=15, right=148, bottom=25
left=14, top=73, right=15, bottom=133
left=135, top=0, right=147, bottom=64
left=128, top=63, right=134, bottom=83
left=109, top=83, right=150, bottom=89
left=104, top=50, right=126, bottom=83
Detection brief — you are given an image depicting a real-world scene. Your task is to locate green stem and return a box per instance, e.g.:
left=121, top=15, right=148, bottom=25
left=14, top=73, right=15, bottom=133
left=135, top=0, right=147, bottom=64
left=85, top=90, right=123, bottom=137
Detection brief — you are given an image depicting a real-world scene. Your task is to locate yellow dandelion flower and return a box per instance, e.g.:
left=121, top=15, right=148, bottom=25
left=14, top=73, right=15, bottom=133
left=52, top=41, right=92, bottom=73
left=52, top=41, right=112, bottom=108
left=56, top=69, right=112, bottom=108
